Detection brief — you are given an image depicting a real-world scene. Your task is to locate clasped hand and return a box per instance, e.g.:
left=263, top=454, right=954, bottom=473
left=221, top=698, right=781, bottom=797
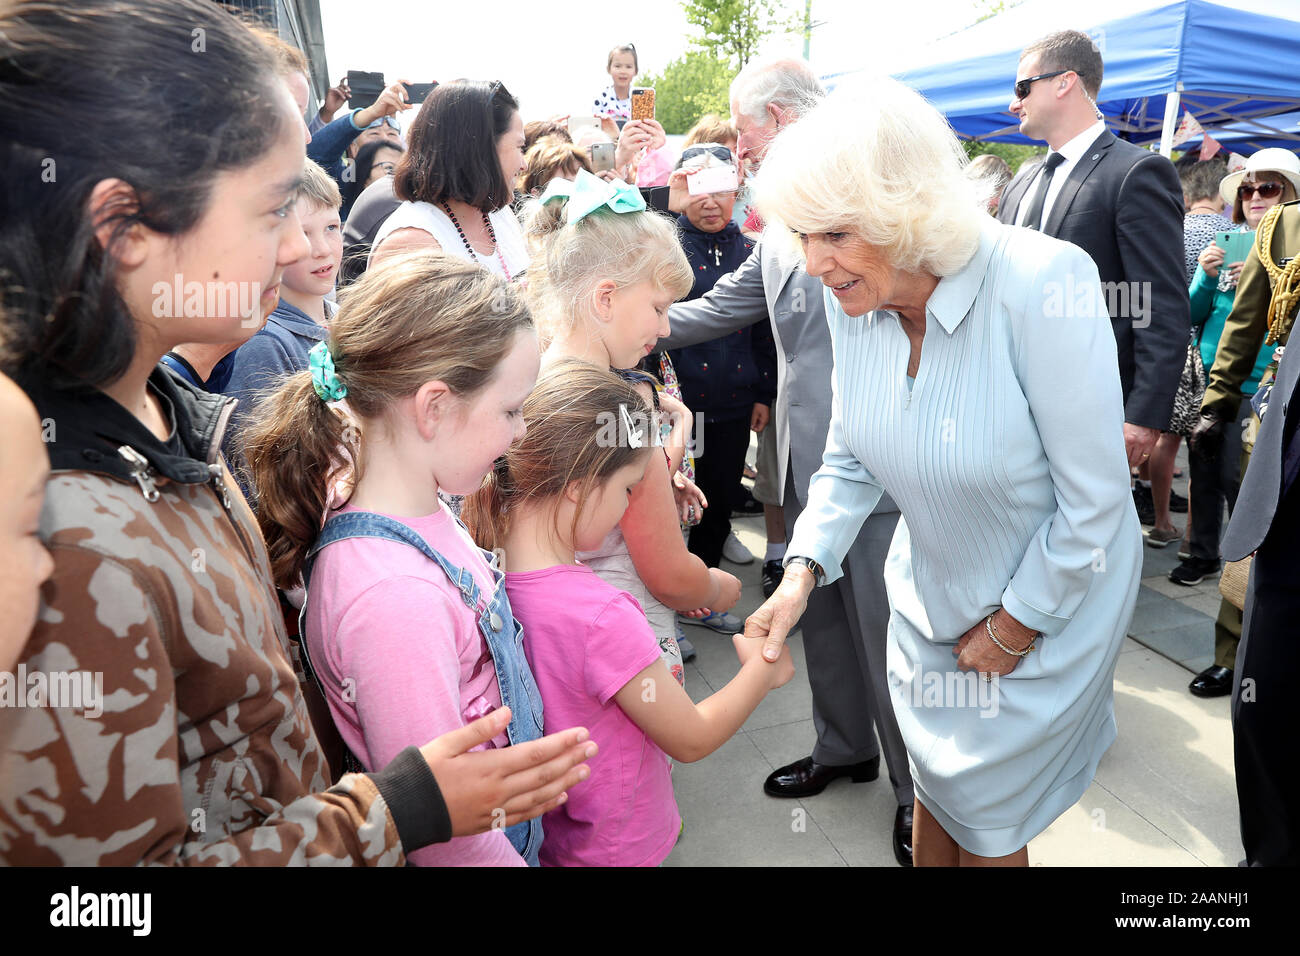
left=953, top=609, right=1035, bottom=677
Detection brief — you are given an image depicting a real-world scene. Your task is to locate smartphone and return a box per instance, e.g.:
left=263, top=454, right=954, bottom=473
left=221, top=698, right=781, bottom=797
left=1216, top=230, right=1255, bottom=265
left=568, top=115, right=599, bottom=139
left=346, top=70, right=385, bottom=111
left=589, top=142, right=616, bottom=173
left=688, top=164, right=740, bottom=196
left=402, top=81, right=437, bottom=105
left=630, top=87, right=656, bottom=121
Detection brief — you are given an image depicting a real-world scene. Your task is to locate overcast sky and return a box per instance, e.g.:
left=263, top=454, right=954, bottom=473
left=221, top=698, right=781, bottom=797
left=317, top=0, right=989, bottom=124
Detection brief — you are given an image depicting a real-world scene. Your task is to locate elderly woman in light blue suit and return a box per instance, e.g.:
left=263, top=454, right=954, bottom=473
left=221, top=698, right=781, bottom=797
left=745, top=76, right=1142, bottom=866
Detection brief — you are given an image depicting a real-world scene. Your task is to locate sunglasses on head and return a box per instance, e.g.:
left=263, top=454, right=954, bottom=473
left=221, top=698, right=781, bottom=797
left=1014, top=70, right=1068, bottom=101
left=680, top=144, right=734, bottom=166
left=1238, top=180, right=1285, bottom=200
left=364, top=115, right=400, bottom=131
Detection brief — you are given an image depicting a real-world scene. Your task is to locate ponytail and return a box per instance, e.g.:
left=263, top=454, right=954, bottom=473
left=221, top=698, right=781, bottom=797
left=244, top=371, right=358, bottom=589
left=246, top=252, right=533, bottom=588
left=461, top=456, right=512, bottom=554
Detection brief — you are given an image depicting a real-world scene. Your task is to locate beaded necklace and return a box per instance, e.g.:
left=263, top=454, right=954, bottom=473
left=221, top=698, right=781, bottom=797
left=439, top=201, right=511, bottom=281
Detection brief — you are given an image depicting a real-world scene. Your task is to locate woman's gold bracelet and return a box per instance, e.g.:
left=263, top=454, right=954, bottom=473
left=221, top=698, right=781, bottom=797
left=985, top=614, right=1036, bottom=657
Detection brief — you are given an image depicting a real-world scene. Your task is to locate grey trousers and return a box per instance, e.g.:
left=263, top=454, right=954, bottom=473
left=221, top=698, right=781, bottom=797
left=784, top=466, right=914, bottom=806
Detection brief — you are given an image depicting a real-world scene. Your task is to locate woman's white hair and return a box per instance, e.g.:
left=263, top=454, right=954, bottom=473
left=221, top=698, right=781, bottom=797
left=754, top=74, right=995, bottom=277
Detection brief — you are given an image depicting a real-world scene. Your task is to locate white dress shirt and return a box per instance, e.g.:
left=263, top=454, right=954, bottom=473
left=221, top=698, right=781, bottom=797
left=1015, top=119, right=1106, bottom=229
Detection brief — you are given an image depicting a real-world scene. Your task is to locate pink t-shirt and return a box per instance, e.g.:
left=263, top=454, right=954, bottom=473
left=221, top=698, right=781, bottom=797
left=505, top=564, right=680, bottom=867
left=306, top=503, right=524, bottom=867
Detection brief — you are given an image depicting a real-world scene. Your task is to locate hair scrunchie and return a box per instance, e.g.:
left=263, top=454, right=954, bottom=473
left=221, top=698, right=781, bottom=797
left=308, top=340, right=348, bottom=402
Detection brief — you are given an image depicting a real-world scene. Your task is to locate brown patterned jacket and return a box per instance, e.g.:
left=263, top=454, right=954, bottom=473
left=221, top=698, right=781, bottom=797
left=0, top=367, right=448, bottom=864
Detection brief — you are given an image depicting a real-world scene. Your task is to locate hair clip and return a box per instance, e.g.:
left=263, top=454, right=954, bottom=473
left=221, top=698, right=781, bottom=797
left=619, top=403, right=645, bottom=448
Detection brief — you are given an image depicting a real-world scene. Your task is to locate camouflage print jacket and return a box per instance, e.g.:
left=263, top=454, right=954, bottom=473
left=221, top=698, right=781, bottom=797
left=0, top=366, right=449, bottom=864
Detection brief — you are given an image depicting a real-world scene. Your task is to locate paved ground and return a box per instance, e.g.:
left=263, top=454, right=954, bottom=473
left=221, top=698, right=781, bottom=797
left=663, top=443, right=1241, bottom=866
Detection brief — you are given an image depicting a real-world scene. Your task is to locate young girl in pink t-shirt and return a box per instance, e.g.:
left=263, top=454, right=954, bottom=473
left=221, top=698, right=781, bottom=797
left=248, top=253, right=548, bottom=867
left=463, top=360, right=794, bottom=867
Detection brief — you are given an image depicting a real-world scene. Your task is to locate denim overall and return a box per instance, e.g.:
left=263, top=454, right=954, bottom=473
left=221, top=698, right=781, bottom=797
left=299, top=510, right=545, bottom=865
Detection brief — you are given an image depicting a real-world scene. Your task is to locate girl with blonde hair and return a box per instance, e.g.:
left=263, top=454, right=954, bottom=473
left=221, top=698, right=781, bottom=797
left=524, top=171, right=744, bottom=674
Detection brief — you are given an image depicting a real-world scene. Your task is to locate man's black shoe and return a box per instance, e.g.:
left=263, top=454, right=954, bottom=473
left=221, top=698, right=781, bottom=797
left=761, top=559, right=783, bottom=599
left=763, top=755, right=879, bottom=798
left=1169, top=489, right=1188, bottom=513
left=1169, top=556, right=1221, bottom=586
left=894, top=804, right=914, bottom=867
left=1189, top=665, right=1233, bottom=697
left=1133, top=484, right=1155, bottom=525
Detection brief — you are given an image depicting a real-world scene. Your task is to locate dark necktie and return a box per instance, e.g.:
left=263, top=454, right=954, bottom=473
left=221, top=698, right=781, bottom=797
left=1020, top=152, right=1065, bottom=232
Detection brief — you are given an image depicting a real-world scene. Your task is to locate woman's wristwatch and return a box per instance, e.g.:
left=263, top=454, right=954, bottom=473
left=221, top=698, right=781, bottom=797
left=783, top=555, right=826, bottom=586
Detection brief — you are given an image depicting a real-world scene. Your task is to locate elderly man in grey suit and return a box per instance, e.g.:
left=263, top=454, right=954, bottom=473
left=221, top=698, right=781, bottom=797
left=662, top=57, right=915, bottom=866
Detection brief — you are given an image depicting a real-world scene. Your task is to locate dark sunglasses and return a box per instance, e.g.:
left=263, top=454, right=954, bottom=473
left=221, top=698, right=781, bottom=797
left=1014, top=70, right=1068, bottom=100
left=1238, top=180, right=1285, bottom=200
left=363, top=115, right=401, bottom=131
left=680, top=144, right=734, bottom=166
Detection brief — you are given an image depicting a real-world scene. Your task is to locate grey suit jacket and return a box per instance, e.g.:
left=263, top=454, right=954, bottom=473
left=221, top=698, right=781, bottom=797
left=998, top=130, right=1189, bottom=432
left=1222, top=343, right=1300, bottom=561
left=664, top=226, right=897, bottom=514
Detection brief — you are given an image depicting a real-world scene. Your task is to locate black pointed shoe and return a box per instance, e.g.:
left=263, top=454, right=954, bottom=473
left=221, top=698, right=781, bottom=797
left=1189, top=665, right=1233, bottom=698
left=763, top=755, right=880, bottom=797
left=893, top=804, right=914, bottom=867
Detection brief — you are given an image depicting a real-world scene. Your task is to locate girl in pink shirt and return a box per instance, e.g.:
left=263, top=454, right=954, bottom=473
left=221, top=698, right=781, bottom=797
left=463, top=360, right=795, bottom=867
left=248, top=254, right=547, bottom=866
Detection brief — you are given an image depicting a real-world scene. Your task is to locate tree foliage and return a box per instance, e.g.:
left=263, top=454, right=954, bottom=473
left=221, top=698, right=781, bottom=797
left=963, top=139, right=1045, bottom=174
left=682, top=0, right=798, bottom=69
left=640, top=50, right=738, bottom=135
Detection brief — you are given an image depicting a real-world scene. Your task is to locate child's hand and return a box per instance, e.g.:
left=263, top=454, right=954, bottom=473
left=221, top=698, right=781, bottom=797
left=709, top=567, right=741, bottom=613
left=733, top=633, right=795, bottom=689
left=751, top=403, right=769, bottom=434
left=672, top=471, right=707, bottom=525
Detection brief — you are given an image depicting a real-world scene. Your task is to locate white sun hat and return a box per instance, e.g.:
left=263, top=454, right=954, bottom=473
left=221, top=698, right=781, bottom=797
left=1218, top=147, right=1300, bottom=205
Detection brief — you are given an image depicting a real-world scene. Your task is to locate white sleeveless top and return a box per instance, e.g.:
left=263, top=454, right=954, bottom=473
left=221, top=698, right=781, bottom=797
left=369, top=201, right=529, bottom=279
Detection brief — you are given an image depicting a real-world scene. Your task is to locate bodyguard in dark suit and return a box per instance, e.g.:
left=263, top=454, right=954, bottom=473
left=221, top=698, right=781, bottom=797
left=998, top=30, right=1189, bottom=468
left=1221, top=237, right=1300, bottom=866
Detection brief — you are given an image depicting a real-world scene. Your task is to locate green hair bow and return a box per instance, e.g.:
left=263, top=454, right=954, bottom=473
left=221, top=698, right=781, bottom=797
left=539, top=167, right=646, bottom=224
left=308, top=340, right=348, bottom=403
